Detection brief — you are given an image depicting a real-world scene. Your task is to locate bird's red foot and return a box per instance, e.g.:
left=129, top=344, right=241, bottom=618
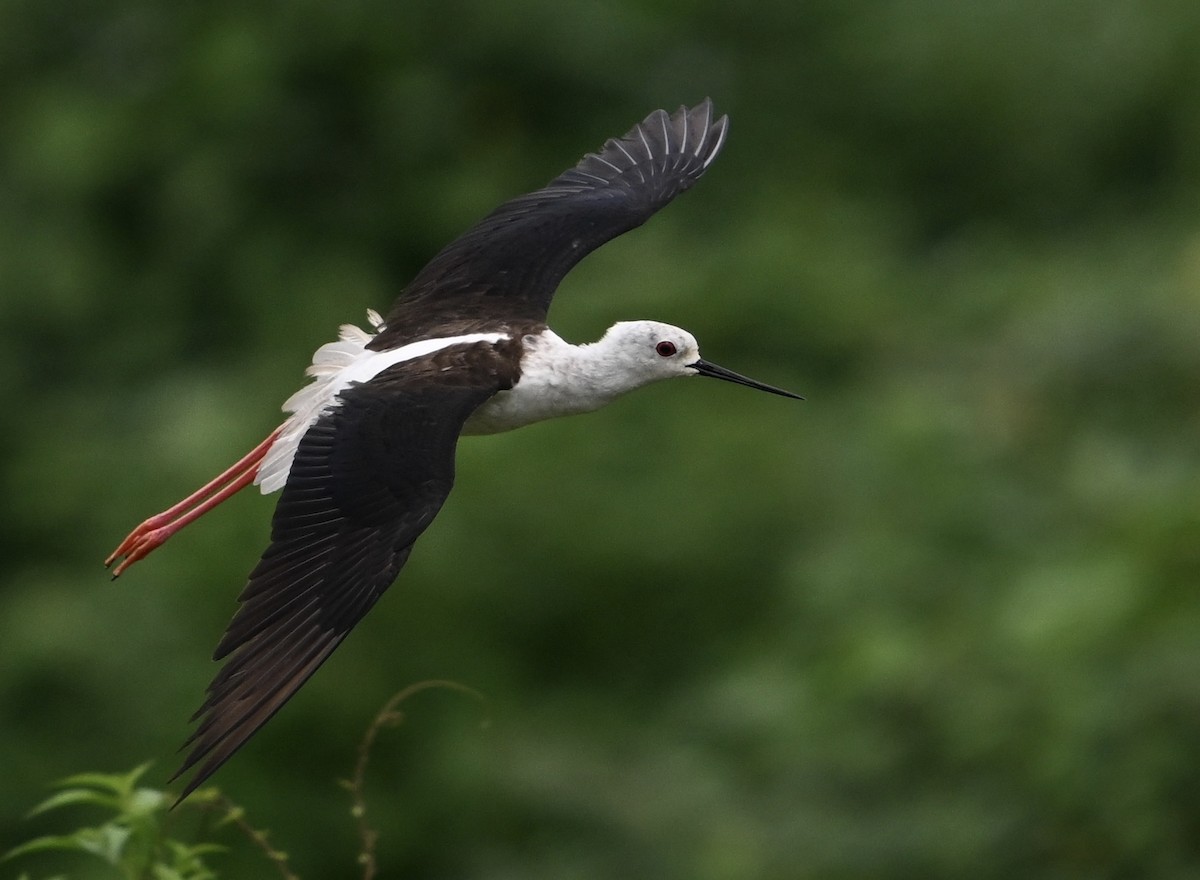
left=106, top=426, right=283, bottom=578
left=106, top=516, right=176, bottom=577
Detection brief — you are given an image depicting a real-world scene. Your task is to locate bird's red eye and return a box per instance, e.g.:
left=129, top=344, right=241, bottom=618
left=655, top=341, right=677, bottom=357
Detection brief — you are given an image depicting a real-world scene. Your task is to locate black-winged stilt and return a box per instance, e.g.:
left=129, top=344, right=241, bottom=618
left=106, top=99, right=801, bottom=798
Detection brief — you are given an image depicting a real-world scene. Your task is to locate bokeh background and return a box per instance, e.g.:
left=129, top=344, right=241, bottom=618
left=4, top=0, right=1200, bottom=877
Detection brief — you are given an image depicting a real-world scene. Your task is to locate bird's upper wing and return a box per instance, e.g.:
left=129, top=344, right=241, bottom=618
left=371, top=99, right=728, bottom=348
left=171, top=340, right=520, bottom=800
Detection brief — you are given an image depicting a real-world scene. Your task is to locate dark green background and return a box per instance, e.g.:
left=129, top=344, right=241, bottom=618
left=4, top=0, right=1200, bottom=876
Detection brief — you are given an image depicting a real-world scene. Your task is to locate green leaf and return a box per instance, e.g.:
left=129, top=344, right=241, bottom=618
left=25, top=787, right=120, bottom=818
left=71, top=825, right=132, bottom=865
left=57, top=763, right=152, bottom=800
left=156, top=839, right=224, bottom=880
left=166, top=841, right=226, bottom=860
left=180, top=786, right=223, bottom=808
left=126, top=786, right=168, bottom=816
left=214, top=804, right=245, bottom=827
left=5, top=833, right=86, bottom=861
left=4, top=824, right=129, bottom=864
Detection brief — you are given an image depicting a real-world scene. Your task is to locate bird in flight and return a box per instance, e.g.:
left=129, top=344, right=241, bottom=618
left=106, top=99, right=801, bottom=799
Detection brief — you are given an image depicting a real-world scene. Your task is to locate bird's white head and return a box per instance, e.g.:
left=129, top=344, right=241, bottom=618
left=598, top=320, right=701, bottom=384
left=596, top=320, right=803, bottom=399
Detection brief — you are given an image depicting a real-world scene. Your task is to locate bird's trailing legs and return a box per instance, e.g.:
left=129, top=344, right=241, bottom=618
left=106, top=426, right=284, bottom=578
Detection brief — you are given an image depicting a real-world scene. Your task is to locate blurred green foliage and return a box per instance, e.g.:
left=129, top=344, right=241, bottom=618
left=6, top=765, right=240, bottom=880
left=3, top=0, right=1200, bottom=877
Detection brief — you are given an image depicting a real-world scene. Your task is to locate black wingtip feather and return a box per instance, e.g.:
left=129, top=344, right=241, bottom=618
left=560, top=98, right=728, bottom=194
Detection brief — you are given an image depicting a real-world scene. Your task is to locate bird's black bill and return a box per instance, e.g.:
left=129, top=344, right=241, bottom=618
left=690, top=359, right=804, bottom=400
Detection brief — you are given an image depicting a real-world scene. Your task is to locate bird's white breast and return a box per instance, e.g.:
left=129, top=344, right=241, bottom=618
left=255, top=313, right=506, bottom=493
left=463, top=329, right=627, bottom=435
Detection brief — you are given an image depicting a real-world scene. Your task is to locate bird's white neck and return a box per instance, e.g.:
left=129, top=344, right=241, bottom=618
left=464, top=328, right=654, bottom=435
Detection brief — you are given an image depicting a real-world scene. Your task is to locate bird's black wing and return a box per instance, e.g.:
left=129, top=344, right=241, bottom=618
left=371, top=99, right=728, bottom=348
left=171, top=340, right=520, bottom=800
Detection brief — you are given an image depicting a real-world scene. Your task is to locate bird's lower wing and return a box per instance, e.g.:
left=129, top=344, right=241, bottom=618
left=171, top=341, right=518, bottom=799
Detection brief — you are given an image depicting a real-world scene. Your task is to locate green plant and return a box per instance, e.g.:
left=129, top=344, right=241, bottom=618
left=4, top=764, right=296, bottom=880
left=7, top=683, right=486, bottom=879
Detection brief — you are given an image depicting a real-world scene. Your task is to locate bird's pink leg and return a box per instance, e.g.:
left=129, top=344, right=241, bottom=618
left=106, top=426, right=284, bottom=578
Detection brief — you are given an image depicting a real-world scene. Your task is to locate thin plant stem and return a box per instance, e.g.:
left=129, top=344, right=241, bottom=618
left=346, top=680, right=488, bottom=880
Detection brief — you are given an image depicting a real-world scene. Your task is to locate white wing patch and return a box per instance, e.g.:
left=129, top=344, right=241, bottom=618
left=255, top=313, right=507, bottom=494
